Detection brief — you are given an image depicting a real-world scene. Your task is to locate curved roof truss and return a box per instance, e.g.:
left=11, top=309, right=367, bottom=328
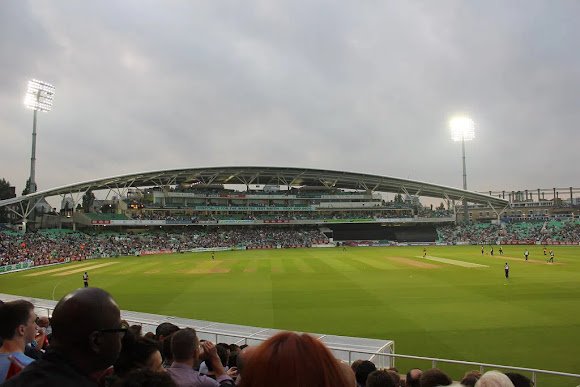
left=0, top=166, right=508, bottom=210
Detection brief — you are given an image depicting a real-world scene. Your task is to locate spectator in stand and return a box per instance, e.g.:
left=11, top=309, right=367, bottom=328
left=355, top=360, right=377, bottom=387
left=386, top=369, right=401, bottom=387
left=419, top=368, right=453, bottom=387
left=339, top=362, right=357, bottom=387
left=143, top=332, right=156, bottom=340
left=3, top=287, right=124, bottom=387
left=167, top=328, right=234, bottom=387
left=22, top=315, right=50, bottom=361
left=405, top=368, right=422, bottom=387
left=34, top=317, right=51, bottom=350
left=234, top=345, right=255, bottom=386
left=0, top=227, right=330, bottom=269
left=503, top=372, right=532, bottom=387
left=0, top=300, right=38, bottom=382
left=128, top=325, right=143, bottom=338
left=155, top=322, right=180, bottom=368
left=461, top=374, right=479, bottom=387
left=227, top=344, right=240, bottom=369
left=239, top=331, right=352, bottom=387
left=113, top=369, right=177, bottom=387
left=365, top=369, right=396, bottom=387
left=161, top=336, right=175, bottom=369
left=156, top=323, right=180, bottom=343
left=475, top=370, right=514, bottom=387
left=109, top=332, right=164, bottom=384
left=351, top=359, right=364, bottom=374
left=200, top=343, right=230, bottom=378
left=460, top=370, right=481, bottom=387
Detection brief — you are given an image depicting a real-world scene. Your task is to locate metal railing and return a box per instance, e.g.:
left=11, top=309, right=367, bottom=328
left=342, top=348, right=580, bottom=386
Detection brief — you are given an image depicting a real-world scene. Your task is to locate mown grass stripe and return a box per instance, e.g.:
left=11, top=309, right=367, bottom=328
left=293, top=257, right=315, bottom=273
left=352, top=256, right=394, bottom=270
left=271, top=257, right=285, bottom=273
left=323, top=256, right=361, bottom=272
left=420, top=256, right=489, bottom=268
left=24, top=261, right=103, bottom=277
left=53, top=262, right=120, bottom=276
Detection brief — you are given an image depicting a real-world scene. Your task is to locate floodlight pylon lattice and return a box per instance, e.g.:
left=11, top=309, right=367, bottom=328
left=449, top=116, right=475, bottom=222
left=24, top=79, right=55, bottom=194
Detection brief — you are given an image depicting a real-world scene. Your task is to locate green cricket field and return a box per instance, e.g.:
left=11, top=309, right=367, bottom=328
left=1, top=245, right=579, bottom=385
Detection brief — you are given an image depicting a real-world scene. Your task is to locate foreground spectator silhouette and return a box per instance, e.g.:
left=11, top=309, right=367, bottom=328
left=504, top=372, right=532, bottom=387
left=112, top=369, right=177, bottom=387
left=355, top=360, right=377, bottom=387
left=233, top=345, right=255, bottom=385
left=33, top=316, right=51, bottom=351
left=386, top=369, right=401, bottom=386
left=460, top=370, right=481, bottom=387
left=156, top=323, right=180, bottom=343
left=3, top=287, right=124, bottom=387
left=167, top=328, right=234, bottom=387
left=350, top=359, right=364, bottom=374
left=405, top=368, right=422, bottom=387
left=199, top=343, right=230, bottom=378
left=0, top=300, right=38, bottom=382
left=239, top=331, right=352, bottom=387
left=419, top=368, right=452, bottom=387
left=226, top=344, right=240, bottom=369
left=109, top=332, right=163, bottom=384
left=475, top=370, right=515, bottom=387
left=366, top=369, right=396, bottom=387
left=154, top=322, right=180, bottom=368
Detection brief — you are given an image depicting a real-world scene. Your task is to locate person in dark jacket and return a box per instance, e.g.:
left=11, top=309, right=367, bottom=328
left=3, top=287, right=125, bottom=387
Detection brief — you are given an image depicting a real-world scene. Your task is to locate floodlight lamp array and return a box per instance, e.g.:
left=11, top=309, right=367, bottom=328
left=450, top=116, right=475, bottom=142
left=24, top=79, right=55, bottom=112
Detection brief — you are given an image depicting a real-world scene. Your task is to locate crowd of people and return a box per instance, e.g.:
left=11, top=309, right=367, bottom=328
left=0, top=288, right=535, bottom=386
left=0, top=228, right=329, bottom=267
left=437, top=220, right=580, bottom=244
left=128, top=211, right=413, bottom=222
left=3, top=219, right=580, bottom=268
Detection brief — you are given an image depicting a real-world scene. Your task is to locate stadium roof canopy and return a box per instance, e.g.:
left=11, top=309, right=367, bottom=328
left=0, top=166, right=508, bottom=210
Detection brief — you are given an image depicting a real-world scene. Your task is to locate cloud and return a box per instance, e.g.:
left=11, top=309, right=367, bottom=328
left=1, top=0, right=579, bottom=196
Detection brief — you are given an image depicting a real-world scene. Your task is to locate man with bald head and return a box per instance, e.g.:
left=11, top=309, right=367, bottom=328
left=3, top=287, right=125, bottom=387
left=405, top=368, right=422, bottom=387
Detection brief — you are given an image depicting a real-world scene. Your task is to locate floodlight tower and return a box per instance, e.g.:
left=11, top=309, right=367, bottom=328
left=450, top=116, right=475, bottom=222
left=24, top=79, right=55, bottom=194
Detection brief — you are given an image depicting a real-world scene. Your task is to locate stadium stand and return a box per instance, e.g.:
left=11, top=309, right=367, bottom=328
left=3, top=220, right=580, bottom=270
left=436, top=220, right=580, bottom=245
left=0, top=227, right=329, bottom=268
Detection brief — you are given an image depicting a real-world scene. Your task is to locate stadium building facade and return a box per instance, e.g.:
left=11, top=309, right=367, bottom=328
left=0, top=166, right=508, bottom=240
left=459, top=187, right=580, bottom=222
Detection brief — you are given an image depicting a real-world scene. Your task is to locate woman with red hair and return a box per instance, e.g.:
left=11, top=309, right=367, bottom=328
left=239, top=331, right=354, bottom=387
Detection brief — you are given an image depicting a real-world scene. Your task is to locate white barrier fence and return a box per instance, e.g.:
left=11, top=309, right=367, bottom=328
left=0, top=293, right=394, bottom=369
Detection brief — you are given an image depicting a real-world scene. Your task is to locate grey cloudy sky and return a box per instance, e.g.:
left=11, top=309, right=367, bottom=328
left=1, top=0, right=579, bottom=197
